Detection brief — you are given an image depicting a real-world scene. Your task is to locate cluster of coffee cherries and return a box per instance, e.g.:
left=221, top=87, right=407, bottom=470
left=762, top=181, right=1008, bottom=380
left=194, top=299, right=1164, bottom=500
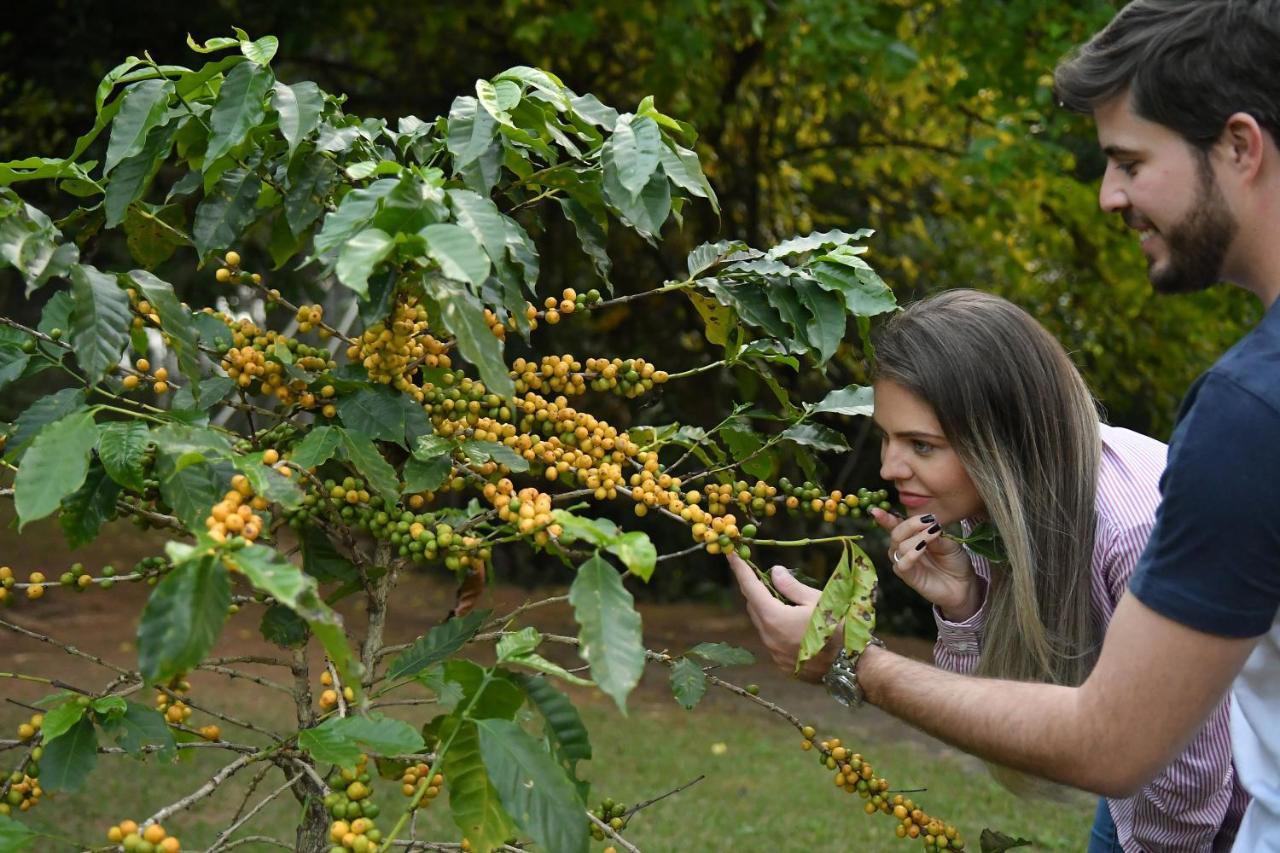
left=346, top=296, right=449, bottom=391
left=2, top=765, right=42, bottom=815
left=399, top=762, right=444, bottom=803
left=0, top=566, right=20, bottom=604
left=2, top=715, right=44, bottom=815
left=485, top=481, right=561, bottom=542
left=205, top=474, right=268, bottom=543
left=215, top=313, right=335, bottom=405
left=105, top=820, right=181, bottom=852
left=779, top=480, right=891, bottom=522
left=507, top=355, right=669, bottom=399
left=295, top=303, right=330, bottom=336
left=120, top=356, right=171, bottom=395
left=800, top=725, right=964, bottom=850
left=318, top=669, right=355, bottom=711
left=154, top=679, right=194, bottom=726
left=324, top=755, right=383, bottom=849
left=213, top=250, right=258, bottom=286
left=588, top=797, right=629, bottom=841
left=483, top=287, right=603, bottom=339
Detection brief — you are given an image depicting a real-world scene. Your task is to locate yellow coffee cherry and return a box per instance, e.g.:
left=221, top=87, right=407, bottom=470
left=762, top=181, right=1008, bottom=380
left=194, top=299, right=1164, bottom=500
left=224, top=251, right=241, bottom=267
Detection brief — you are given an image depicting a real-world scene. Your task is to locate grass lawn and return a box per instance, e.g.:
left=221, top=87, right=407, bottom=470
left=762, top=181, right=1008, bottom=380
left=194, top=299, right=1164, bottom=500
left=2, top=695, right=1093, bottom=852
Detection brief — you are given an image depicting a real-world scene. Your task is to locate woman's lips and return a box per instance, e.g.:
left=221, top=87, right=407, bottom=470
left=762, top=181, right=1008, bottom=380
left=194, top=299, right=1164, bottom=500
left=897, top=491, right=931, bottom=509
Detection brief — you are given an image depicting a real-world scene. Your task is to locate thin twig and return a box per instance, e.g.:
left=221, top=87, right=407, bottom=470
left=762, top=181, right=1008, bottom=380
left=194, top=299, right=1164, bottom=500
left=0, top=618, right=132, bottom=675
left=145, top=752, right=257, bottom=827
left=588, top=812, right=641, bottom=853
left=206, top=771, right=303, bottom=853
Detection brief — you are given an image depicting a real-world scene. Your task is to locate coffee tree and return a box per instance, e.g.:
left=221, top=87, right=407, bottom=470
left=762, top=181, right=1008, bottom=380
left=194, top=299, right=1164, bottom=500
left=0, top=31, right=1005, bottom=853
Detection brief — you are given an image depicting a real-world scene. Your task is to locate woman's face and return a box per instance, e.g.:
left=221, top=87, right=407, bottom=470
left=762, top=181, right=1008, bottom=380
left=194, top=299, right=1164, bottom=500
left=874, top=379, right=985, bottom=525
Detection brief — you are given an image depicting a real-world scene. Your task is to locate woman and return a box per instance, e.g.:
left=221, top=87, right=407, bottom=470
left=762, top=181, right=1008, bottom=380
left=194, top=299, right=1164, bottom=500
left=731, top=290, right=1246, bottom=852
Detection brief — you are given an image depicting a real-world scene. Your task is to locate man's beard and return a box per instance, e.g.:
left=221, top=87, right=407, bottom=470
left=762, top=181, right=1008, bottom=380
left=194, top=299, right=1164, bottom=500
left=1148, top=159, right=1238, bottom=295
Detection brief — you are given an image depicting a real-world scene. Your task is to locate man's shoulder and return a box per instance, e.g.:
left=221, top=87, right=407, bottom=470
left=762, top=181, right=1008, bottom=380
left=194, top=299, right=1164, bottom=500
left=1200, top=301, right=1280, bottom=418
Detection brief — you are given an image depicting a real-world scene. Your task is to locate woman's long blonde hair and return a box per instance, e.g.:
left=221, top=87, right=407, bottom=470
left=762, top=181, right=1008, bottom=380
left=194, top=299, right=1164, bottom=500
left=874, top=289, right=1104, bottom=690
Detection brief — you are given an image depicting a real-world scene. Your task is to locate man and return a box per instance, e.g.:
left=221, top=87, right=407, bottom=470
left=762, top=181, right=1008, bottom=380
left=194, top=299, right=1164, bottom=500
left=729, top=1, right=1280, bottom=850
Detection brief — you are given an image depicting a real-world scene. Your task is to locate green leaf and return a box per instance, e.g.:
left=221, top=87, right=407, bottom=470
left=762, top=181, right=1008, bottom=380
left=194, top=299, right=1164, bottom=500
left=285, top=152, right=340, bottom=237
left=980, top=829, right=1035, bottom=853
left=443, top=719, right=516, bottom=853
left=557, top=196, right=611, bottom=286
left=90, top=695, right=128, bottom=717
left=569, top=553, right=645, bottom=713
left=260, top=604, right=309, bottom=648
left=128, top=270, right=202, bottom=389
left=795, top=279, right=846, bottom=365
left=501, top=652, right=594, bottom=687
left=779, top=422, right=849, bottom=452
left=192, top=165, right=261, bottom=259
left=476, top=79, right=518, bottom=127
left=5, top=388, right=88, bottom=460
left=477, top=718, right=588, bottom=853
left=99, top=702, right=175, bottom=755
left=702, top=279, right=791, bottom=343
left=608, top=532, right=657, bottom=583
left=496, top=627, right=541, bottom=662
left=240, top=34, right=279, bottom=66
left=458, top=440, right=529, bottom=473
left=14, top=411, right=98, bottom=529
left=171, top=376, right=235, bottom=413
left=0, top=813, right=39, bottom=851
left=0, top=344, right=29, bottom=393
left=302, top=527, right=357, bottom=584
left=313, top=178, right=397, bottom=258
left=770, top=229, right=874, bottom=259
left=812, top=253, right=897, bottom=317
left=447, top=96, right=498, bottom=170
left=38, top=716, right=97, bottom=793
left=205, top=61, right=274, bottom=166
left=722, top=421, right=773, bottom=481
left=291, top=424, right=342, bottom=469
left=69, top=263, right=131, bottom=381
left=122, top=203, right=187, bottom=266
left=226, top=545, right=314, bottom=606
left=603, top=166, right=671, bottom=239
left=186, top=33, right=240, bottom=53
left=403, top=456, right=452, bottom=494
left=659, top=141, right=718, bottom=212
left=669, top=657, right=707, bottom=709
left=105, top=122, right=180, bottom=228
left=427, top=279, right=514, bottom=399
left=39, top=701, right=87, bottom=744
left=59, top=463, right=121, bottom=548
left=334, top=228, right=393, bottom=297
left=444, top=661, right=526, bottom=720
left=338, top=386, right=406, bottom=443
left=514, top=674, right=591, bottom=762
left=799, top=541, right=878, bottom=669
left=688, top=642, right=756, bottom=667
left=299, top=713, right=424, bottom=768
left=387, top=609, right=490, bottom=681
left=271, top=81, right=323, bottom=158
left=422, top=223, right=491, bottom=288
left=604, top=114, right=663, bottom=199
left=338, top=429, right=401, bottom=504
left=158, top=459, right=226, bottom=531
left=104, top=79, right=173, bottom=175
left=810, top=385, right=874, bottom=418
left=137, top=554, right=230, bottom=683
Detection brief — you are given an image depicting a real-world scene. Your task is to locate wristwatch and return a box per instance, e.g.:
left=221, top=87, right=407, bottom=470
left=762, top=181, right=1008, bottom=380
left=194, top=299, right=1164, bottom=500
left=822, top=638, right=884, bottom=708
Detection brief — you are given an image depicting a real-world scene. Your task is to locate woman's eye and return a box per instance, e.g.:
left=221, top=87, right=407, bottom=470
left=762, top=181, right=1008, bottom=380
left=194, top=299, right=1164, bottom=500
left=912, top=440, right=933, bottom=455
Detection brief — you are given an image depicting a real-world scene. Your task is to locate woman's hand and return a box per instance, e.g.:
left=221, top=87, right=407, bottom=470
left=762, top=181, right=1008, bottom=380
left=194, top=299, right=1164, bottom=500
left=869, top=508, right=982, bottom=622
left=726, top=553, right=836, bottom=682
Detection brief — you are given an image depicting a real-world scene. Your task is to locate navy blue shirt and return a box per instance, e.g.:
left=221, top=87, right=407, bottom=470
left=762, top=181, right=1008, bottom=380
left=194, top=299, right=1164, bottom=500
left=1129, top=298, right=1280, bottom=638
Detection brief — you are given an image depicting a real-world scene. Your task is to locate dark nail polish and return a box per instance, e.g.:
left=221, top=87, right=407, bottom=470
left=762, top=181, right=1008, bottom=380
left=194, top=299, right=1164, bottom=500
left=915, top=541, right=927, bottom=551
left=927, top=524, right=941, bottom=534
left=920, top=514, right=935, bottom=524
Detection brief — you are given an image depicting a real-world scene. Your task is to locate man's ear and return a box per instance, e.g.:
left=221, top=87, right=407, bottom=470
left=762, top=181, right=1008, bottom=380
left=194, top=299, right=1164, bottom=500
left=1220, top=112, right=1267, bottom=180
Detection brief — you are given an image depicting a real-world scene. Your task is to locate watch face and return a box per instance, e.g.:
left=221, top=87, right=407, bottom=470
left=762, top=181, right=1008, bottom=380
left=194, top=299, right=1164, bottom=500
left=824, top=669, right=859, bottom=708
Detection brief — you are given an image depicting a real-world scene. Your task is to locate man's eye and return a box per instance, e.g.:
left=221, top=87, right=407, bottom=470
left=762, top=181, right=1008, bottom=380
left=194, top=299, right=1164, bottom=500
left=1117, top=161, right=1138, bottom=176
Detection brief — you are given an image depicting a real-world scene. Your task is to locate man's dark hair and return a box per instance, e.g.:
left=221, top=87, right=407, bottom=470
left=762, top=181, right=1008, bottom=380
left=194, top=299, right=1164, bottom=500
left=1054, top=0, right=1280, bottom=149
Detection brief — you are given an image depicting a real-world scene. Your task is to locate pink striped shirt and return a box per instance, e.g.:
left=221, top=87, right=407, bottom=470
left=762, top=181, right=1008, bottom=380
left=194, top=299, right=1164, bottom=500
left=934, top=424, right=1249, bottom=852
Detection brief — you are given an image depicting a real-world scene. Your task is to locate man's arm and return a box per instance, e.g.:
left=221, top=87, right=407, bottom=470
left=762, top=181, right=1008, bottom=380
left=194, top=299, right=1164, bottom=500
left=858, top=592, right=1257, bottom=797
